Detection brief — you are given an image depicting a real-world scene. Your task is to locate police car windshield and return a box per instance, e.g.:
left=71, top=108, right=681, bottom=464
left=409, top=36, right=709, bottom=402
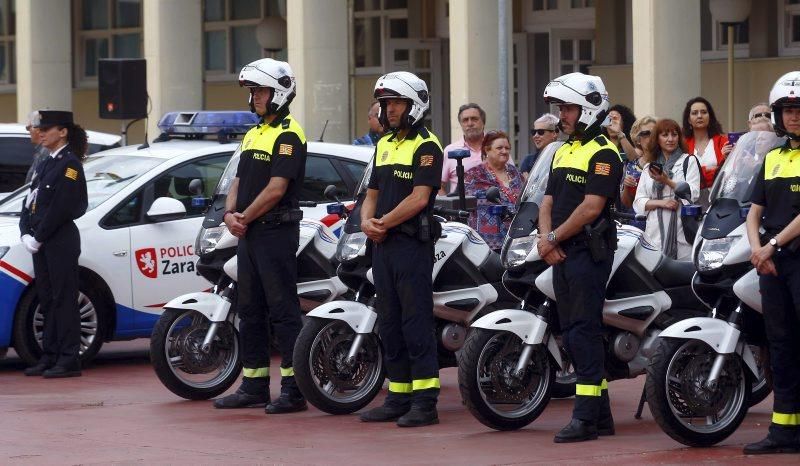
left=213, top=145, right=243, bottom=197
left=0, top=154, right=162, bottom=215
left=519, top=141, right=563, bottom=206
left=708, top=131, right=785, bottom=204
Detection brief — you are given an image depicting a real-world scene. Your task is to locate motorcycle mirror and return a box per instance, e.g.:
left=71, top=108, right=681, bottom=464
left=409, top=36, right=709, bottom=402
left=188, top=178, right=204, bottom=196
left=674, top=181, right=692, bottom=202
left=324, top=184, right=341, bottom=202
left=485, top=186, right=502, bottom=204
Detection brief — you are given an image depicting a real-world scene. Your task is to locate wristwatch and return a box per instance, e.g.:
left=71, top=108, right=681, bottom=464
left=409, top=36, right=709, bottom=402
left=769, top=237, right=781, bottom=251
left=547, top=231, right=557, bottom=243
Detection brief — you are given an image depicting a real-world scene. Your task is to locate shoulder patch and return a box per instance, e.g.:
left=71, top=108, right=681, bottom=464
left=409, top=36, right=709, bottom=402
left=65, top=167, right=79, bottom=180
left=278, top=143, right=294, bottom=156
left=282, top=119, right=290, bottom=129
left=594, top=162, right=611, bottom=176
left=420, top=155, right=434, bottom=167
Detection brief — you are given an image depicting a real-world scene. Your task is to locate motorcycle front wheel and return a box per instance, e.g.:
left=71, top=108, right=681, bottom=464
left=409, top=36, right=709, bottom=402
left=150, top=309, right=241, bottom=400
left=645, top=338, right=750, bottom=447
left=458, top=329, right=554, bottom=431
left=293, top=317, right=385, bottom=415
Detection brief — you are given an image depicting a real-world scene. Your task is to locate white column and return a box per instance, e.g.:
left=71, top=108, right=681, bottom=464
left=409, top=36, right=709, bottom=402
left=15, top=0, right=71, bottom=121
left=632, top=0, right=701, bottom=119
left=287, top=0, right=350, bottom=143
left=448, top=0, right=512, bottom=140
left=143, top=0, right=203, bottom=138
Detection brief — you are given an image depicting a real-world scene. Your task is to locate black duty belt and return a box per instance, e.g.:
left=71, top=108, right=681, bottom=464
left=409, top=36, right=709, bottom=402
left=255, top=209, right=303, bottom=225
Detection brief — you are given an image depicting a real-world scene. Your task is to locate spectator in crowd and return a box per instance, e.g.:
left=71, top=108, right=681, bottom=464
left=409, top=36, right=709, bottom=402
left=605, top=104, right=638, bottom=161
left=464, top=130, right=523, bottom=251
left=682, top=97, right=729, bottom=205
left=440, top=103, right=487, bottom=195
left=620, top=115, right=657, bottom=209
left=520, top=113, right=559, bottom=180
left=353, top=101, right=384, bottom=146
left=633, top=119, right=701, bottom=260
left=748, top=102, right=774, bottom=132
left=24, top=111, right=49, bottom=184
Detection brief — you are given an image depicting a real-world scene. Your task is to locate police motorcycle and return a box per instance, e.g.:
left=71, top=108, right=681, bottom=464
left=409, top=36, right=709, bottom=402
left=149, top=148, right=349, bottom=400
left=644, top=130, right=783, bottom=447
left=292, top=156, right=520, bottom=415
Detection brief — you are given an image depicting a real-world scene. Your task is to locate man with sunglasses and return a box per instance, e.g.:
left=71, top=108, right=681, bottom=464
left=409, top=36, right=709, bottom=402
left=748, top=103, right=774, bottom=132
left=520, top=113, right=559, bottom=179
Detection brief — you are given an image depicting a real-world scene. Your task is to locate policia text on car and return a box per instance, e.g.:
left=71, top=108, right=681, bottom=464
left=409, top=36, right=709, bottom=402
left=213, top=58, right=307, bottom=414
left=359, top=72, right=444, bottom=427
left=21, top=110, right=89, bottom=379
left=536, top=73, right=624, bottom=443
left=744, top=70, right=800, bottom=455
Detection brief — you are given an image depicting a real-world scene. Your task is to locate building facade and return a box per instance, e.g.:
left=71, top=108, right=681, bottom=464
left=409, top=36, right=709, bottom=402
left=1, top=0, right=798, bottom=159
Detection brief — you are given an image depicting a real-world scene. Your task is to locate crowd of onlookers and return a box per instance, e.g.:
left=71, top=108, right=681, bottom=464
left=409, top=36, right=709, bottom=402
left=354, top=97, right=777, bottom=259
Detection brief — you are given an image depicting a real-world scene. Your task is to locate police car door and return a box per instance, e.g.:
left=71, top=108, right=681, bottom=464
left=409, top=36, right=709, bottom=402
left=129, top=154, right=230, bottom=323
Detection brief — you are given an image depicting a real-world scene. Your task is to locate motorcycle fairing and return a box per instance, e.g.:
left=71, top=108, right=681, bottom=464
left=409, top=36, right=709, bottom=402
left=305, top=300, right=378, bottom=334
left=470, top=309, right=563, bottom=369
left=164, top=292, right=232, bottom=323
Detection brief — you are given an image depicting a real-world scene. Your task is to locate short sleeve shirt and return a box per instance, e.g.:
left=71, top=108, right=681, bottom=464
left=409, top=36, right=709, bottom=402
left=545, top=134, right=624, bottom=232
left=235, top=111, right=307, bottom=213
left=750, top=143, right=800, bottom=234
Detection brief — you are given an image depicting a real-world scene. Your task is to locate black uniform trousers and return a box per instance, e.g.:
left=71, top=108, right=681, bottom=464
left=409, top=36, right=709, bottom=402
left=32, top=222, right=81, bottom=368
left=553, top=244, right=612, bottom=422
left=236, top=221, right=303, bottom=393
left=760, top=249, right=800, bottom=438
left=372, top=232, right=439, bottom=408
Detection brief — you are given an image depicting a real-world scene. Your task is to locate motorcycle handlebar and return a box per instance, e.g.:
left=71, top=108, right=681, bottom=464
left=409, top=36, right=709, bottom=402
left=613, top=211, right=647, bottom=222
left=433, top=206, right=470, bottom=220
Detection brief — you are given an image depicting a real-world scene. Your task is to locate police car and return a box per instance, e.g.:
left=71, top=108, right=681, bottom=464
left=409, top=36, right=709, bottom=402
left=0, top=111, right=372, bottom=364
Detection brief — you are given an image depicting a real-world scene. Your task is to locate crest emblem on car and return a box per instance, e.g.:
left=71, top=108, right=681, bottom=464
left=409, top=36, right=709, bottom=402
left=135, top=248, right=158, bottom=279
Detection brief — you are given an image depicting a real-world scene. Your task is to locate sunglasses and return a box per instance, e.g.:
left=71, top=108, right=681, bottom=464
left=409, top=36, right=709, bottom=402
left=530, top=129, right=555, bottom=136
left=750, top=112, right=771, bottom=120
left=638, top=130, right=652, bottom=137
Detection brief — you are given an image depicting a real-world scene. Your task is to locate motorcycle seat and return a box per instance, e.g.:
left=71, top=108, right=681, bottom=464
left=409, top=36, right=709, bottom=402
left=653, top=256, right=696, bottom=288
left=479, top=251, right=505, bottom=283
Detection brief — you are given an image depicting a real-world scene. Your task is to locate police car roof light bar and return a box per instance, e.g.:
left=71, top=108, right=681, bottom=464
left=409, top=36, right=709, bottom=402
left=156, top=111, right=260, bottom=141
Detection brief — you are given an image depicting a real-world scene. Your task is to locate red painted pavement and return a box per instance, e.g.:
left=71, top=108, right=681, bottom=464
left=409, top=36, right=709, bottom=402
left=0, top=341, right=797, bottom=465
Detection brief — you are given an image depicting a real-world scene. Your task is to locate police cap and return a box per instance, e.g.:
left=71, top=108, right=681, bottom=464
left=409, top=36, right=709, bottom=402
left=35, top=110, right=74, bottom=129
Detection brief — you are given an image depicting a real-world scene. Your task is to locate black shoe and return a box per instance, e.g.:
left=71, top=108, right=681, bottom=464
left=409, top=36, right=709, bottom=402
left=597, top=414, right=615, bottom=436
left=213, top=389, right=269, bottom=409
left=396, top=405, right=439, bottom=427
left=265, top=392, right=307, bottom=414
left=24, top=361, right=54, bottom=377
left=359, top=404, right=410, bottom=422
left=744, top=435, right=800, bottom=455
left=42, top=365, right=81, bottom=379
left=554, top=418, right=598, bottom=443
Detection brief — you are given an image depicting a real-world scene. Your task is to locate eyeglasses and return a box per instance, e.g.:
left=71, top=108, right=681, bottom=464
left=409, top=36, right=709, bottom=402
left=750, top=112, right=771, bottom=121
left=530, top=129, right=555, bottom=136
left=638, top=130, right=652, bottom=138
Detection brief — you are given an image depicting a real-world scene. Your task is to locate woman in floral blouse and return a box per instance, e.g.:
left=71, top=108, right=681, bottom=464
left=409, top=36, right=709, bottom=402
left=464, top=130, right=524, bottom=251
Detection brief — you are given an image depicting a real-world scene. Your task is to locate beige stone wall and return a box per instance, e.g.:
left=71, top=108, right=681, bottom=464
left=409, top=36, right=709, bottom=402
left=0, top=94, right=17, bottom=122
left=353, top=75, right=381, bottom=142
left=592, top=57, right=799, bottom=132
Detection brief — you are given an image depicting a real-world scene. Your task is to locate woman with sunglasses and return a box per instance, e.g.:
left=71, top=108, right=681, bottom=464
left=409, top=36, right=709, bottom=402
left=520, top=113, right=559, bottom=180
left=619, top=115, right=657, bottom=210
left=748, top=103, right=774, bottom=132
left=464, top=130, right=524, bottom=251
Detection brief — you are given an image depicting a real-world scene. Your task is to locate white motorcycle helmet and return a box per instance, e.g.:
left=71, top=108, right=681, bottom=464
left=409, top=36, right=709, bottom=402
left=769, top=70, right=800, bottom=140
left=373, top=71, right=430, bottom=129
left=238, top=58, right=296, bottom=115
left=543, top=72, right=609, bottom=135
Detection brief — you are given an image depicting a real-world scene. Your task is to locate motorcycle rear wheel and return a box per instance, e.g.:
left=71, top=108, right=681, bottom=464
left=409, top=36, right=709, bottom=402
left=458, top=328, right=554, bottom=431
left=150, top=309, right=241, bottom=400
left=293, top=317, right=385, bottom=415
left=646, top=338, right=750, bottom=447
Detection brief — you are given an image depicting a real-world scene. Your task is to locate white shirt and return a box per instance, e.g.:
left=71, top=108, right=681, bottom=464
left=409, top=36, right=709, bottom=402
left=50, top=144, right=68, bottom=159
left=633, top=153, right=701, bottom=260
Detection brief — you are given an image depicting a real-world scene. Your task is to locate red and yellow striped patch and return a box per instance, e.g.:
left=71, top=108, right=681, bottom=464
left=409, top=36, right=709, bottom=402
left=420, top=155, right=434, bottom=167
left=278, top=143, right=293, bottom=156
left=594, top=162, right=611, bottom=176
left=65, top=167, right=78, bottom=180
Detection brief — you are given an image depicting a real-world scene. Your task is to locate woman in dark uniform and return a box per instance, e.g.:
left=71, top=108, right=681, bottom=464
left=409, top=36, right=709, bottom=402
left=744, top=71, right=800, bottom=455
left=20, top=110, right=89, bottom=378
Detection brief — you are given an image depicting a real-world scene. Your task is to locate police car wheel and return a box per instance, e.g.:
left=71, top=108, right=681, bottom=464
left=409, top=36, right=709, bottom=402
left=12, top=281, right=107, bottom=366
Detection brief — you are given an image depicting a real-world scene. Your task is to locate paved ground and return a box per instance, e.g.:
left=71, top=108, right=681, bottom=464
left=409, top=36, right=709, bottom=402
left=1, top=340, right=798, bottom=465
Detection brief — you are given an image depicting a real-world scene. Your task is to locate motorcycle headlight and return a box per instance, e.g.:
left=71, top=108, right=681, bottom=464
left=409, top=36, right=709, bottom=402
left=501, top=235, right=537, bottom=269
left=697, top=236, right=739, bottom=272
left=0, top=246, right=8, bottom=260
left=196, top=225, right=227, bottom=255
left=335, top=232, right=368, bottom=263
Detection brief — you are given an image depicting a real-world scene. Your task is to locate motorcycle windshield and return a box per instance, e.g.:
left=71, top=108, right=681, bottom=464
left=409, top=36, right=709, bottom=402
left=505, top=141, right=563, bottom=240
left=343, top=157, right=374, bottom=234
left=212, top=144, right=244, bottom=198
left=708, top=131, right=785, bottom=205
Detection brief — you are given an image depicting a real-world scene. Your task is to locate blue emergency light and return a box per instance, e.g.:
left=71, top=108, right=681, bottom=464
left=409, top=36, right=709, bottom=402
left=681, top=205, right=702, bottom=217
left=157, top=111, right=259, bottom=136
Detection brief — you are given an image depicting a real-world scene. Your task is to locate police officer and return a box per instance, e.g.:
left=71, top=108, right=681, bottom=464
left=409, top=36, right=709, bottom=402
left=537, top=73, right=623, bottom=442
left=20, top=110, right=88, bottom=378
left=744, top=71, right=800, bottom=455
left=213, top=58, right=307, bottom=414
left=359, top=72, right=443, bottom=427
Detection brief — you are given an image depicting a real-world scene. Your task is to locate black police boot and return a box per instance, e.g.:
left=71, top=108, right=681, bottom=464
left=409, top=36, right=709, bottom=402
left=214, top=378, right=270, bottom=409
left=265, top=377, right=307, bottom=414
left=744, top=425, right=800, bottom=455
left=24, top=359, right=55, bottom=377
left=554, top=418, right=599, bottom=443
left=396, top=404, right=439, bottom=427
left=360, top=393, right=411, bottom=422
left=42, top=361, right=81, bottom=379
